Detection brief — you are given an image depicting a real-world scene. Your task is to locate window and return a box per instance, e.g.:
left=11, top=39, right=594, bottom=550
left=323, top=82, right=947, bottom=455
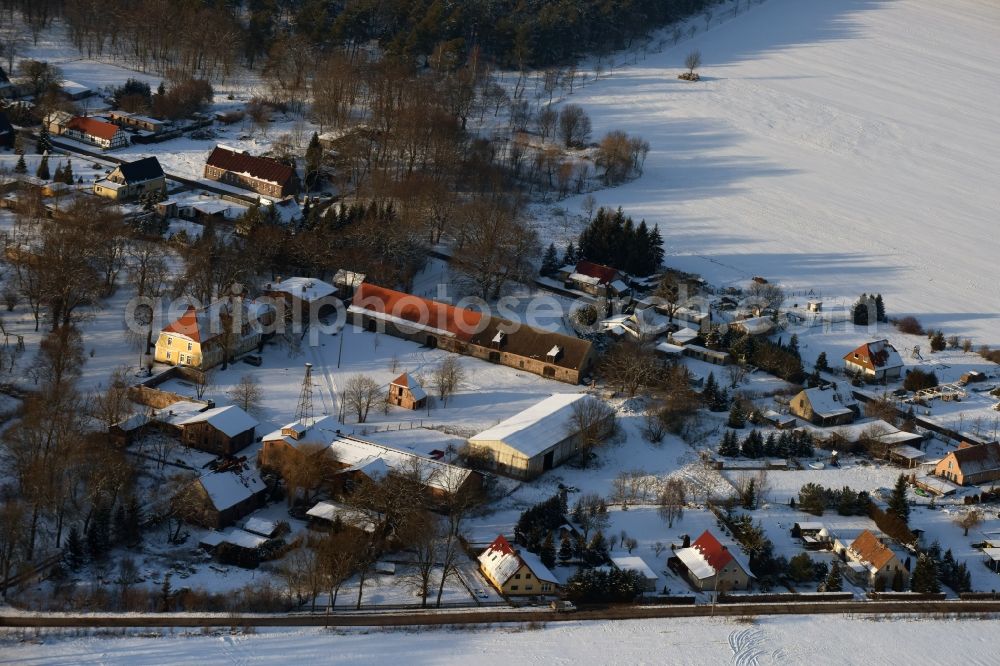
left=541, top=584, right=551, bottom=592
left=167, top=337, right=173, bottom=346
left=525, top=573, right=532, bottom=579
left=525, top=585, right=533, bottom=591
left=166, top=351, right=172, bottom=360
left=514, top=573, right=521, bottom=579
left=187, top=342, right=193, bottom=351
left=510, top=585, right=518, bottom=591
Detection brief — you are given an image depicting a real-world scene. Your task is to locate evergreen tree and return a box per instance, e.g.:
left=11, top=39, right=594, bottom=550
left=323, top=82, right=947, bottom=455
left=540, top=532, right=556, bottom=569
left=36, top=153, right=50, bottom=180
left=86, top=503, right=112, bottom=559
left=822, top=562, right=843, bottom=592
left=540, top=243, right=560, bottom=275
left=14, top=153, right=27, bottom=174
left=718, top=430, right=740, bottom=457
left=929, top=330, right=946, bottom=352
left=910, top=554, right=940, bottom=593
left=741, top=429, right=765, bottom=459
left=304, top=131, right=323, bottom=190
left=727, top=402, right=745, bottom=429
left=53, top=163, right=65, bottom=183
left=763, top=432, right=778, bottom=457
left=559, top=533, right=573, bottom=562
left=837, top=487, right=858, bottom=516
left=61, top=159, right=74, bottom=184
left=65, top=525, right=84, bottom=569
left=874, top=294, right=885, bottom=322
left=787, top=334, right=800, bottom=357
left=815, top=351, right=829, bottom=372
left=891, top=568, right=905, bottom=592
left=159, top=573, right=173, bottom=612
left=37, top=124, right=52, bottom=154
left=887, top=474, right=910, bottom=524
left=562, top=241, right=578, bottom=267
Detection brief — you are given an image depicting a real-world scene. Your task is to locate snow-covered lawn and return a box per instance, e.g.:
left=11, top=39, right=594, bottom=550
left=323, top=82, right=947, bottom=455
left=725, top=459, right=906, bottom=503
left=553, top=0, right=1000, bottom=347
left=6, top=614, right=1000, bottom=664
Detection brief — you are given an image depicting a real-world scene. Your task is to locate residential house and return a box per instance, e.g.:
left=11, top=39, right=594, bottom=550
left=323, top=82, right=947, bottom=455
left=934, top=442, right=1000, bottom=486
left=176, top=405, right=257, bottom=456
left=154, top=300, right=262, bottom=370
left=203, top=145, right=299, bottom=198
left=560, top=260, right=631, bottom=298
left=387, top=372, right=426, bottom=410
left=843, top=340, right=904, bottom=381
left=259, top=415, right=341, bottom=470
left=61, top=116, right=129, bottom=150
left=673, top=530, right=754, bottom=592
left=467, top=393, right=614, bottom=479
left=176, top=464, right=268, bottom=529
left=349, top=283, right=595, bottom=384
left=789, top=385, right=859, bottom=427
left=478, top=535, right=559, bottom=597
left=94, top=156, right=166, bottom=201
left=843, top=530, right=910, bottom=589
left=731, top=316, right=774, bottom=337
left=262, top=276, right=338, bottom=323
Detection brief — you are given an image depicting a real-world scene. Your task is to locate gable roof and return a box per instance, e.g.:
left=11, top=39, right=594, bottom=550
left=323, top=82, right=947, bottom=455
left=799, top=385, right=858, bottom=417
left=161, top=305, right=206, bottom=342
left=848, top=530, right=900, bottom=572
left=350, top=283, right=484, bottom=341
left=179, top=405, right=257, bottom=438
left=206, top=145, right=295, bottom=186
left=844, top=339, right=903, bottom=371
left=198, top=467, right=266, bottom=511
left=469, top=317, right=592, bottom=373
left=266, top=277, right=337, bottom=304
left=160, top=300, right=258, bottom=344
left=574, top=260, right=621, bottom=284
left=390, top=373, right=426, bottom=401
left=675, top=530, right=754, bottom=580
left=262, top=414, right=341, bottom=448
left=66, top=116, right=121, bottom=140
left=947, top=442, right=1000, bottom=477
left=478, top=535, right=558, bottom=586
left=326, top=434, right=473, bottom=493
left=469, top=393, right=594, bottom=458
left=116, top=156, right=164, bottom=183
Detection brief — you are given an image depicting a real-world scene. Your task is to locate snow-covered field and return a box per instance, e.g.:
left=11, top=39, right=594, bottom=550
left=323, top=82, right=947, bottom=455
left=5, top=614, right=1000, bottom=664
left=557, top=0, right=1000, bottom=347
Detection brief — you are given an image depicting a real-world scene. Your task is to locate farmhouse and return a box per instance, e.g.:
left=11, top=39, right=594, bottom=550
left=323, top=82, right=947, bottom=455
left=933, top=442, right=1000, bottom=486
left=176, top=464, right=268, bottom=529
left=673, top=530, right=753, bottom=592
left=176, top=405, right=257, bottom=456
left=843, top=530, right=909, bottom=589
left=560, top=260, right=631, bottom=298
left=61, top=116, right=129, bottom=149
left=154, top=300, right=262, bottom=370
left=349, top=283, right=594, bottom=384
left=843, top=339, right=904, bottom=381
left=204, top=145, right=299, bottom=198
left=94, top=156, right=166, bottom=201
left=259, top=415, right=341, bottom=470
left=387, top=372, right=426, bottom=410
left=467, top=393, right=613, bottom=479
left=262, top=276, right=338, bottom=322
left=789, top=385, right=859, bottom=427
left=478, top=535, right=559, bottom=597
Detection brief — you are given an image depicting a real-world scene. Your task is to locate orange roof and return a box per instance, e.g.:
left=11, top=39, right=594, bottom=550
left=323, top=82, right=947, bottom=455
left=162, top=305, right=203, bottom=342
left=849, top=530, right=898, bottom=571
left=691, top=530, right=734, bottom=571
left=66, top=116, right=121, bottom=141
left=352, top=283, right=483, bottom=341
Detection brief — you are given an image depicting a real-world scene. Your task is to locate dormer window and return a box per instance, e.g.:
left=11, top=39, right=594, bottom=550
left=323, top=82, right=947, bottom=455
left=547, top=345, right=562, bottom=362
left=492, top=331, right=506, bottom=347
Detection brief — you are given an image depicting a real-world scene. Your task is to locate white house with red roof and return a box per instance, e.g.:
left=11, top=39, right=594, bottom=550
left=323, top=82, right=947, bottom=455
left=61, top=116, right=130, bottom=150
left=673, top=530, right=754, bottom=592
left=478, top=535, right=559, bottom=596
left=560, top=259, right=631, bottom=298
left=843, top=339, right=904, bottom=380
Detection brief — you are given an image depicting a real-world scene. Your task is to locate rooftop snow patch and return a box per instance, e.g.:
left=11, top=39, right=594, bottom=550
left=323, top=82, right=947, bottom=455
left=179, top=405, right=257, bottom=437
left=468, top=393, right=592, bottom=458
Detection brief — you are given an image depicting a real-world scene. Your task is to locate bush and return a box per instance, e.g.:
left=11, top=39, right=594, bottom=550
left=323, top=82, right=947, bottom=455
left=895, top=316, right=924, bottom=335
left=565, top=567, right=645, bottom=603
left=903, top=369, right=938, bottom=392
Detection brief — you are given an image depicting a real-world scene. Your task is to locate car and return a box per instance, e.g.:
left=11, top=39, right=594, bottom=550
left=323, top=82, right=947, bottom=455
left=474, top=588, right=489, bottom=599
left=550, top=600, right=576, bottom=612
left=242, top=354, right=263, bottom=366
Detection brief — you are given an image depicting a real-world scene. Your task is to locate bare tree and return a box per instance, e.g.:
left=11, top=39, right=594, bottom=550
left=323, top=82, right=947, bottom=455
left=0, top=500, right=26, bottom=598
left=599, top=340, right=660, bottom=398
left=956, top=509, right=983, bottom=537
left=685, top=50, right=702, bottom=76
left=116, top=556, right=140, bottom=609
left=433, top=357, right=465, bottom=407
left=399, top=512, right=441, bottom=608
left=343, top=374, right=382, bottom=423
left=228, top=374, right=262, bottom=415
left=658, top=478, right=686, bottom=528
left=568, top=396, right=615, bottom=466
left=744, top=281, right=785, bottom=316
left=558, top=104, right=592, bottom=148
left=89, top=366, right=134, bottom=431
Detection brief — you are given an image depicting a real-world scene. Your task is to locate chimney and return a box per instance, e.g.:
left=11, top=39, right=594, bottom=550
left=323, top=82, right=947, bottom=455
left=276, top=276, right=282, bottom=284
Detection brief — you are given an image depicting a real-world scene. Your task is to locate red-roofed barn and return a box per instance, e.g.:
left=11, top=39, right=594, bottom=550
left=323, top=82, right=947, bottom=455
left=62, top=116, right=129, bottom=149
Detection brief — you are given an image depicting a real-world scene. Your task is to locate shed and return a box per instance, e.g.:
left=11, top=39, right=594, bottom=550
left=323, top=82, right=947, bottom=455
left=610, top=555, right=659, bottom=592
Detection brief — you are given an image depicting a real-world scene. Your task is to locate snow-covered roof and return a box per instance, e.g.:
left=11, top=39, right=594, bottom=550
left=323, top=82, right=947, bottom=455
left=389, top=373, right=426, bottom=401
left=326, top=435, right=473, bottom=493
left=155, top=400, right=211, bottom=427
left=800, top=385, right=858, bottom=418
left=610, top=555, right=658, bottom=581
left=262, top=414, right=340, bottom=448
left=198, top=468, right=266, bottom=511
left=675, top=545, right=717, bottom=579
left=670, top=327, right=700, bottom=344
left=306, top=500, right=376, bottom=532
left=569, top=272, right=602, bottom=286
left=242, top=516, right=279, bottom=537
left=200, top=528, right=267, bottom=550
left=609, top=279, right=630, bottom=293
left=478, top=535, right=558, bottom=586
left=795, top=522, right=825, bottom=531
left=468, top=393, right=594, bottom=458
left=517, top=549, right=559, bottom=584
left=734, top=316, right=774, bottom=335
left=267, top=277, right=337, bottom=303
left=347, top=304, right=457, bottom=339
left=179, top=405, right=257, bottom=437
left=656, top=342, right=684, bottom=355
left=333, top=269, right=366, bottom=288
left=891, top=444, right=926, bottom=460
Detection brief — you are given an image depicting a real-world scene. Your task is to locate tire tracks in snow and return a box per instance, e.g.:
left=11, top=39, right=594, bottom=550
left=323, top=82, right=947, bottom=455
left=729, top=626, right=768, bottom=666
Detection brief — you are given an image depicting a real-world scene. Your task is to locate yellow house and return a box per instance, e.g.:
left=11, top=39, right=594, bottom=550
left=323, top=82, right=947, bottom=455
left=478, top=535, right=559, bottom=596
left=154, top=301, right=261, bottom=370
left=94, top=157, right=166, bottom=201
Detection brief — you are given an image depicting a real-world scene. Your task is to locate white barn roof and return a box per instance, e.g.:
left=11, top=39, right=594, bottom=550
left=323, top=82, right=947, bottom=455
left=468, top=393, right=592, bottom=459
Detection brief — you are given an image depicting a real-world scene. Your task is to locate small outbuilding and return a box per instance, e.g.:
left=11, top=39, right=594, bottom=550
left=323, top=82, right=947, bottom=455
left=610, top=555, right=659, bottom=592
left=387, top=372, right=426, bottom=410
